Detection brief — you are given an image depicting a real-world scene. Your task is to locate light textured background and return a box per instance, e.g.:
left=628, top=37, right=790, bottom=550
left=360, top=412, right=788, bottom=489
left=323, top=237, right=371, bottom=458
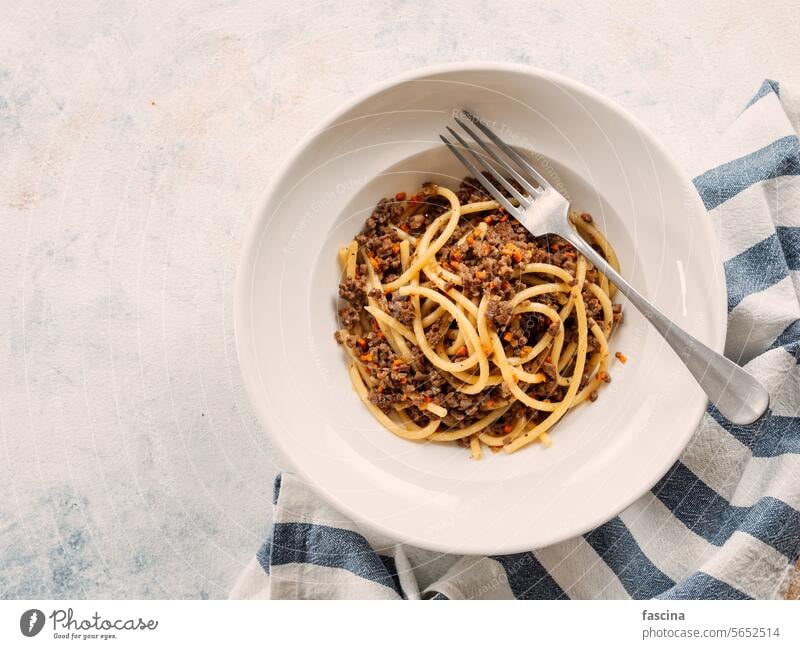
left=1, top=0, right=798, bottom=599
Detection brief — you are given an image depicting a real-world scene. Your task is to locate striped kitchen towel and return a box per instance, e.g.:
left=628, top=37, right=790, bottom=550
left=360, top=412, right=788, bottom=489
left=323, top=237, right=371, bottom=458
left=231, top=79, right=800, bottom=600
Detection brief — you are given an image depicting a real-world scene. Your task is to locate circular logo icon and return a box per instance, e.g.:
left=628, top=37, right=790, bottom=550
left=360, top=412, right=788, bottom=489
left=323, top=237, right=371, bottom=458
left=20, top=609, right=45, bottom=637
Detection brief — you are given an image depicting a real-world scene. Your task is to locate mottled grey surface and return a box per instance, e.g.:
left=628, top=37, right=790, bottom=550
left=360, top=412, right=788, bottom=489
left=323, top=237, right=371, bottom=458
left=1, top=0, right=798, bottom=599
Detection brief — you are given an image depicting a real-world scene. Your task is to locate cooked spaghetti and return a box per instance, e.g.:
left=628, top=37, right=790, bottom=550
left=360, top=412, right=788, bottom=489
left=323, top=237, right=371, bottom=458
left=335, top=177, right=623, bottom=458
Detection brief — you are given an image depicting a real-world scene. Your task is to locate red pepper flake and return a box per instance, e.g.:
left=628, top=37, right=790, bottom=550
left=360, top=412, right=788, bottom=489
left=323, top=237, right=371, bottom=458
left=395, top=191, right=407, bottom=201
left=503, top=424, right=513, bottom=434
left=499, top=214, right=508, bottom=222
left=392, top=243, right=400, bottom=254
left=360, top=352, right=373, bottom=362
left=597, top=371, right=611, bottom=383
left=356, top=338, right=367, bottom=348
left=615, top=352, right=628, bottom=364
left=400, top=223, right=410, bottom=232
left=455, top=346, right=468, bottom=357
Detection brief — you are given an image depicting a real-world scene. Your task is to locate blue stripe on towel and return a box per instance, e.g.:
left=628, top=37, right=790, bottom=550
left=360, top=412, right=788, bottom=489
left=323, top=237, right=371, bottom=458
left=256, top=537, right=272, bottom=575
left=724, top=234, right=789, bottom=311
left=744, top=79, right=780, bottom=109
left=706, top=406, right=800, bottom=457
left=490, top=553, right=567, bottom=599
left=271, top=522, right=405, bottom=597
left=272, top=474, right=283, bottom=505
left=658, top=572, right=751, bottom=600
left=777, top=226, right=800, bottom=269
left=693, top=135, right=800, bottom=211
left=652, top=462, right=800, bottom=559
left=377, top=554, right=404, bottom=598
left=584, top=518, right=675, bottom=598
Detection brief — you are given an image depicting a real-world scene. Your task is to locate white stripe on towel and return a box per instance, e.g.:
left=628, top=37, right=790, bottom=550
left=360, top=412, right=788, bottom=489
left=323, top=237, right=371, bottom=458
left=620, top=496, right=715, bottom=582
left=725, top=276, right=800, bottom=363
left=708, top=181, right=783, bottom=260
left=270, top=563, right=404, bottom=599
left=432, top=556, right=516, bottom=600
left=535, top=537, right=630, bottom=599
left=732, top=454, right=800, bottom=511
left=681, top=418, right=752, bottom=501
left=703, top=532, right=791, bottom=599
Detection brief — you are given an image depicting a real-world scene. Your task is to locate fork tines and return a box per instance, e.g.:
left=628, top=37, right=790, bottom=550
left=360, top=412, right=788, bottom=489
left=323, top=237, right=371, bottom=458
left=441, top=110, right=553, bottom=216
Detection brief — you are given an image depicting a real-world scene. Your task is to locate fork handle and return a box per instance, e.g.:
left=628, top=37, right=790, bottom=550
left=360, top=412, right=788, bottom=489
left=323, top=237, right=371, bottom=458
left=557, top=225, right=769, bottom=425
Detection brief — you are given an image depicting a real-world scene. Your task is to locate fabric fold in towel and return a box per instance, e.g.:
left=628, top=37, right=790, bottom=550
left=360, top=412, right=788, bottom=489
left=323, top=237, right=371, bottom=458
left=231, top=79, right=800, bottom=600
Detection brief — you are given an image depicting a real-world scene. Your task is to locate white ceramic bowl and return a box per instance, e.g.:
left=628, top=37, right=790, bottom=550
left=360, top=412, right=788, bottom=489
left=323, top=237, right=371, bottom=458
left=235, top=63, right=725, bottom=554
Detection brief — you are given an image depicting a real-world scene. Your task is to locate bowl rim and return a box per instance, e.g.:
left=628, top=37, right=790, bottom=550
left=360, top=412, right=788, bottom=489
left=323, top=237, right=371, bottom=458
left=234, top=61, right=727, bottom=553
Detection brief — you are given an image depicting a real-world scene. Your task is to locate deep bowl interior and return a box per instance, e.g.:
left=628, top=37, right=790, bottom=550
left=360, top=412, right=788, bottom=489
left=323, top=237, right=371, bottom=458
left=235, top=65, right=725, bottom=553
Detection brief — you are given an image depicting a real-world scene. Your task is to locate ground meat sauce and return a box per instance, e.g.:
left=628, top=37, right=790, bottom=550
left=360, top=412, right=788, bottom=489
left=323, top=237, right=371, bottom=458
left=335, top=177, right=622, bottom=442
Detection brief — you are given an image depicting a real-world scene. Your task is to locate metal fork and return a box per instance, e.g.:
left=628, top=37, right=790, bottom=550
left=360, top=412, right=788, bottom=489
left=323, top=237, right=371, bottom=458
left=441, top=110, right=769, bottom=425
